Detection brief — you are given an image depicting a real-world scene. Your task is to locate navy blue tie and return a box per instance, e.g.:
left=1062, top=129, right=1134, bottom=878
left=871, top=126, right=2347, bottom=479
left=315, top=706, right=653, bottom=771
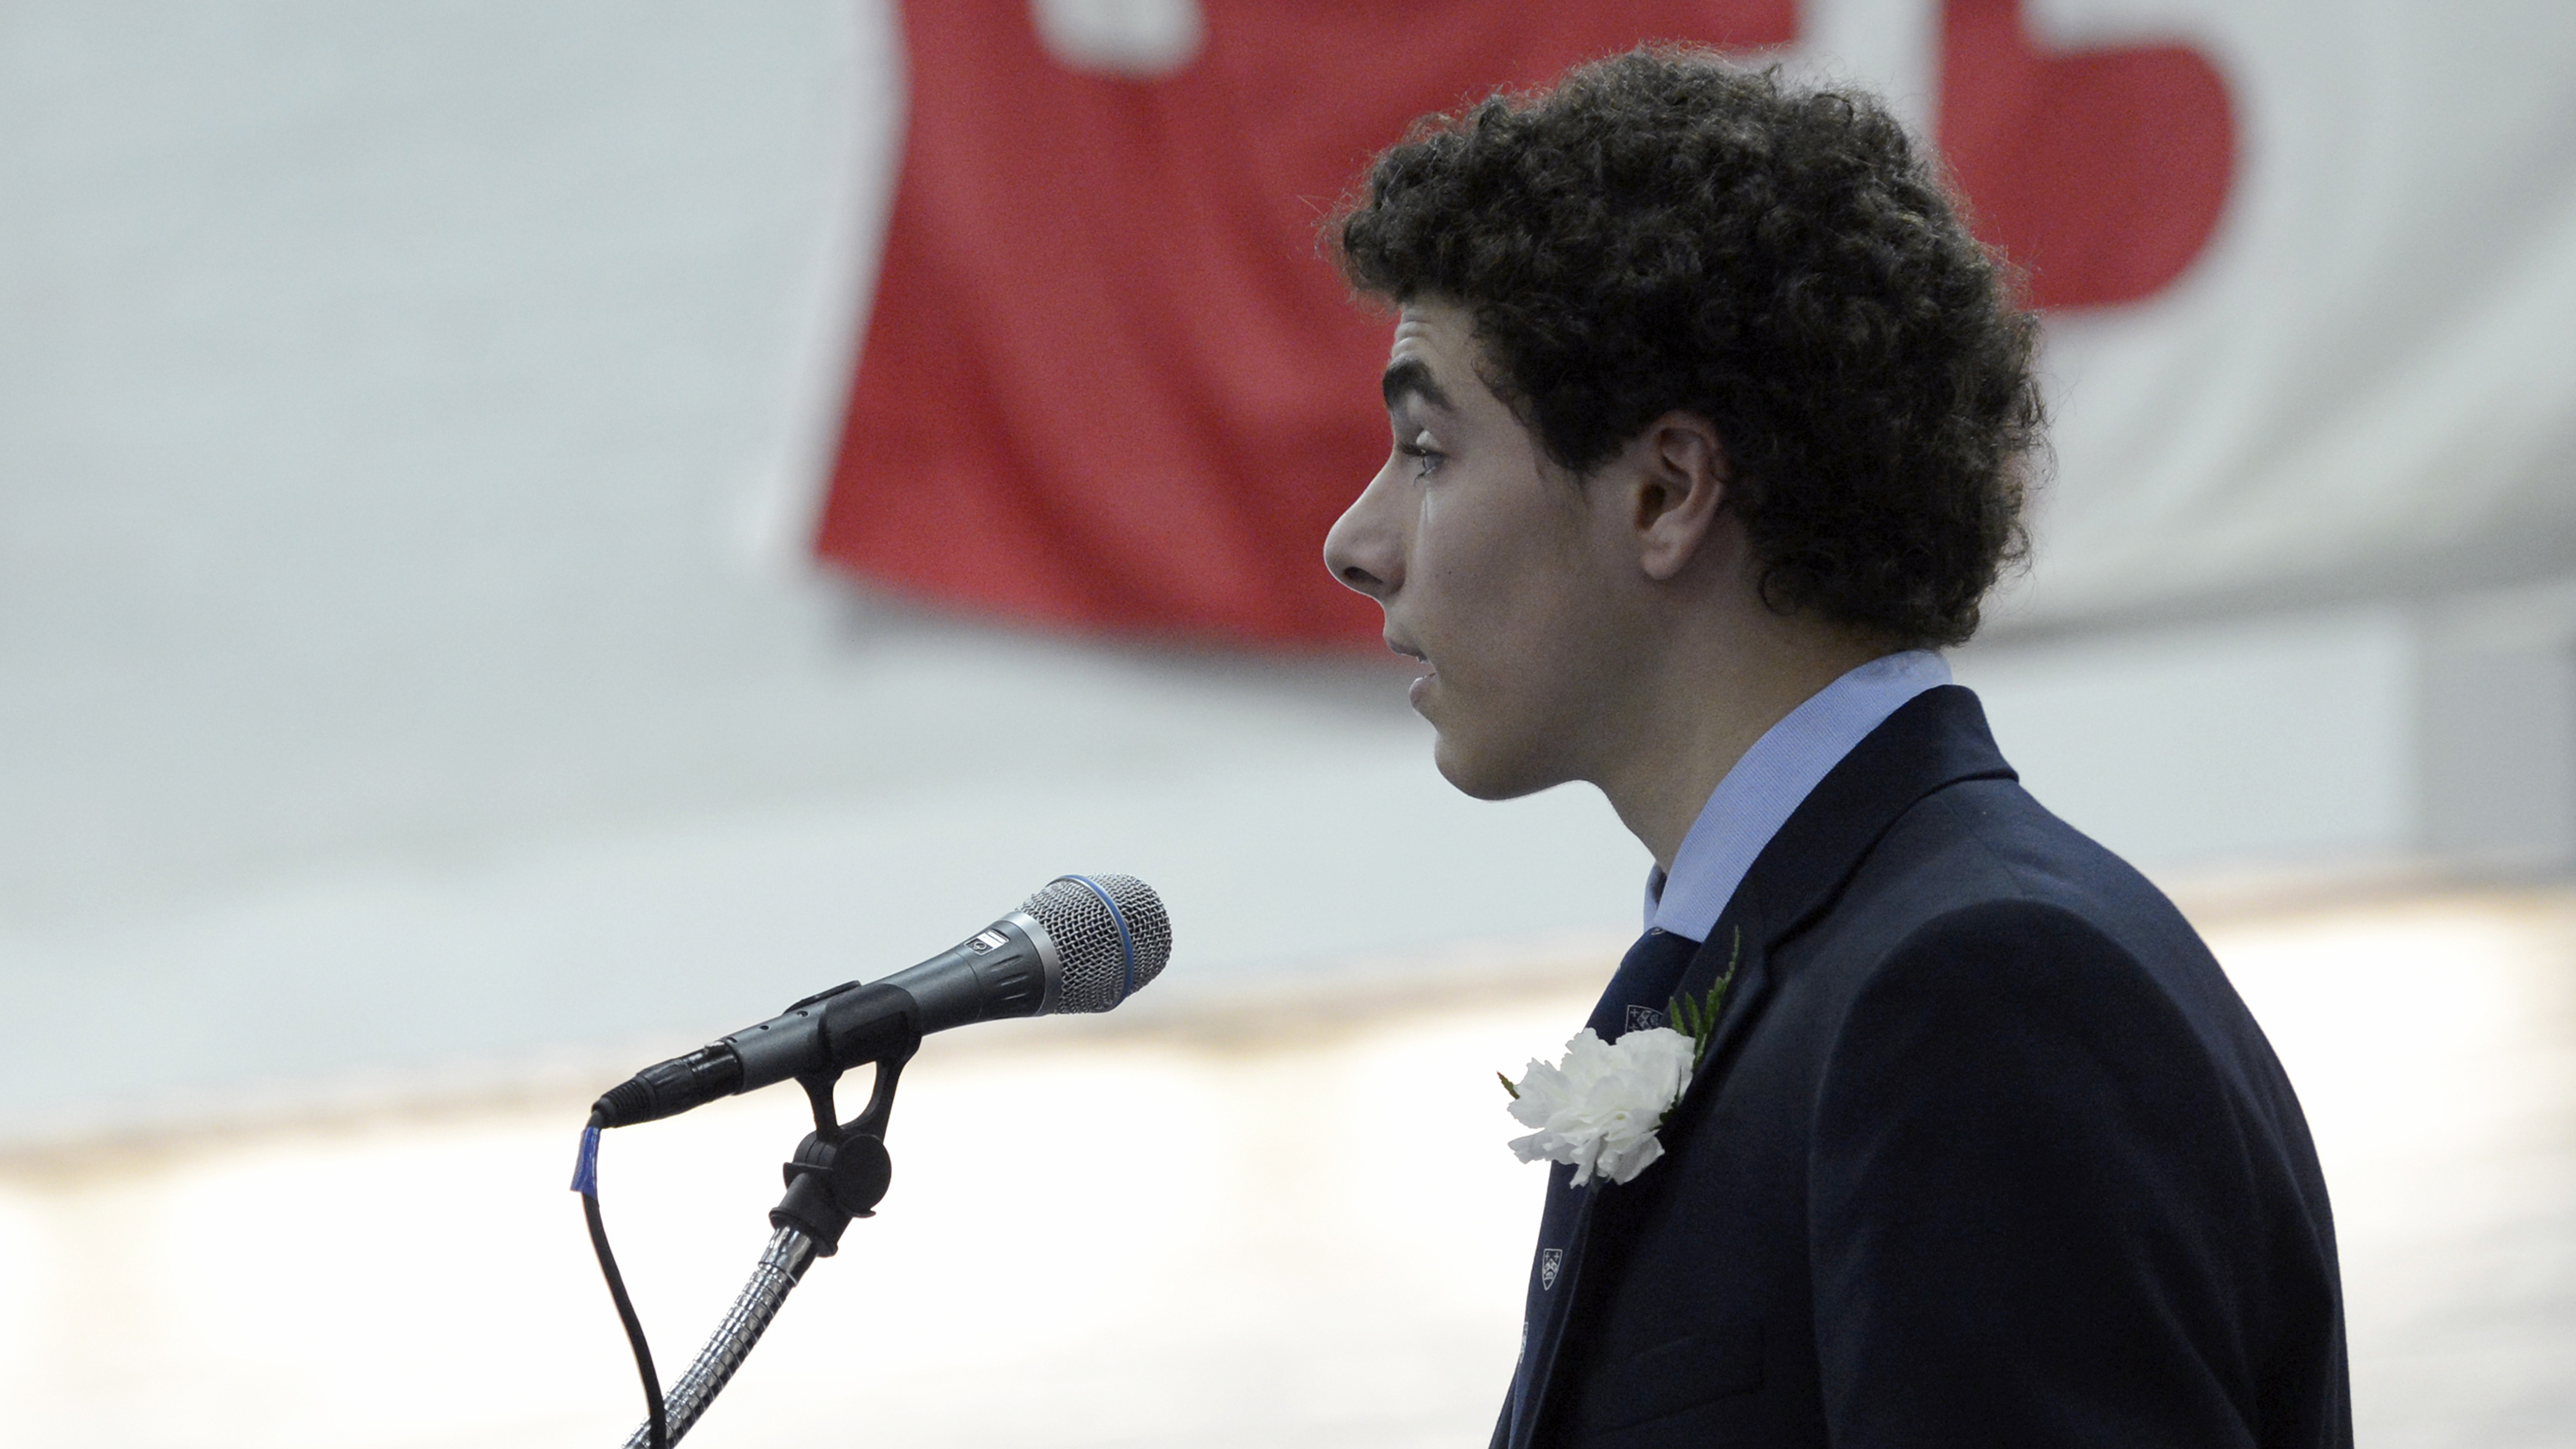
left=1584, top=925, right=1706, bottom=1043
left=1498, top=926, right=1704, bottom=1448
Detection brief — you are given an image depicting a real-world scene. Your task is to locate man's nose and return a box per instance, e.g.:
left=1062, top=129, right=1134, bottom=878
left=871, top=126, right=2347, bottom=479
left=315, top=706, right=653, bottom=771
left=1322, top=465, right=1403, bottom=601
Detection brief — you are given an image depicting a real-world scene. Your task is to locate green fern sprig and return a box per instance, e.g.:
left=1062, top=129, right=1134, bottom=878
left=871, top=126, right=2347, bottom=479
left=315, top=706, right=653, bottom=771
left=1662, top=926, right=1741, bottom=1070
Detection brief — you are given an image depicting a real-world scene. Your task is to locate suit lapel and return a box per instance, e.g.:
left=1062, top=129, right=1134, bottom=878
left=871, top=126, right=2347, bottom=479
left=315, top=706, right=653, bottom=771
left=1675, top=685, right=2014, bottom=1102
left=1510, top=689, right=2016, bottom=1446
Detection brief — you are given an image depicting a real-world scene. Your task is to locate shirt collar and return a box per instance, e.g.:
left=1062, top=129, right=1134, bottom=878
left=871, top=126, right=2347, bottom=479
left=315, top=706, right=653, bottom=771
left=1643, top=649, right=1952, bottom=941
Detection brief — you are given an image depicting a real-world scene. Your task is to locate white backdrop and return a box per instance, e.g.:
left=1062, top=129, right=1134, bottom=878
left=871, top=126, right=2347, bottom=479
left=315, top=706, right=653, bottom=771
left=2019, top=1, right=2576, bottom=628
left=2, top=0, right=2570, bottom=1131
left=1778, top=0, right=2576, bottom=629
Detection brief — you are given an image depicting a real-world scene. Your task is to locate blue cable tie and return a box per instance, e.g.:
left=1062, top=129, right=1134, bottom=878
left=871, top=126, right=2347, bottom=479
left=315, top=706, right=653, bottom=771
left=571, top=1123, right=601, bottom=1196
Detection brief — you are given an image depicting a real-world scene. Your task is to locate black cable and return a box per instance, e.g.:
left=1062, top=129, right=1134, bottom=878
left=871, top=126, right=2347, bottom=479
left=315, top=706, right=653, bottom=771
left=580, top=1112, right=668, bottom=1449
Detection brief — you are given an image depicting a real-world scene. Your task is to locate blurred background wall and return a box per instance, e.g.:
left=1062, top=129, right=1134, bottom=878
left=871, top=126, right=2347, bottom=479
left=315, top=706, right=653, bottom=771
left=3, top=0, right=2571, bottom=1137
left=1, top=3, right=2573, bottom=1444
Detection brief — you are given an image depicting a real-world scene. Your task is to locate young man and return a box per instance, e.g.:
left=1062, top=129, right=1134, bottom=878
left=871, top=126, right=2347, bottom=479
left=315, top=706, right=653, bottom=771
left=1321, top=52, right=2350, bottom=1449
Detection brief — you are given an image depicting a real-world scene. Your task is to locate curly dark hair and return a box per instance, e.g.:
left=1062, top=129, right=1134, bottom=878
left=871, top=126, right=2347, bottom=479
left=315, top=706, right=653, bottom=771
left=1332, top=48, right=2043, bottom=648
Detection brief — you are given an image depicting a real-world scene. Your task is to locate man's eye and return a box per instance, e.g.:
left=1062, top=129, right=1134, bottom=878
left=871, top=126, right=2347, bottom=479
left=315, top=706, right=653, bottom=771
left=1396, top=436, right=1445, bottom=478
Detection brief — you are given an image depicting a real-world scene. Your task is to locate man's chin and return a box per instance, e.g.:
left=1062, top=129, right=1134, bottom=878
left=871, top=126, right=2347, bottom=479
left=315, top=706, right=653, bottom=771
left=1430, top=734, right=1558, bottom=802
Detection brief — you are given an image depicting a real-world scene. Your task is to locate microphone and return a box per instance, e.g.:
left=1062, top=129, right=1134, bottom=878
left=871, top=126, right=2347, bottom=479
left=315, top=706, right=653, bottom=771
left=592, top=873, right=1170, bottom=1128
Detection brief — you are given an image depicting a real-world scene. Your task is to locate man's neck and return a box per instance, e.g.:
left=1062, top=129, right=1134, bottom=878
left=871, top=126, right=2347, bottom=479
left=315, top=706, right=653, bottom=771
left=1594, top=628, right=1889, bottom=873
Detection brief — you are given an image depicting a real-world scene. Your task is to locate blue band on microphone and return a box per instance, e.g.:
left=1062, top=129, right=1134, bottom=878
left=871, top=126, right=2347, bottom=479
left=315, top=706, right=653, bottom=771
left=1062, top=874, right=1138, bottom=1003
left=571, top=1124, right=601, bottom=1196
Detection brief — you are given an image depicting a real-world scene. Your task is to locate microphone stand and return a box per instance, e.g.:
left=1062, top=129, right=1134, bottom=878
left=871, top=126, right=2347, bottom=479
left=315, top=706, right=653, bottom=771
left=621, top=1033, right=920, bottom=1447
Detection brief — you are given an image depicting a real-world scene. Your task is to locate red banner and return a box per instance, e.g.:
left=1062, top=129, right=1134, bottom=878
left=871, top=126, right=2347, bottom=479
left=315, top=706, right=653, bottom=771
left=819, top=2, right=2231, bottom=645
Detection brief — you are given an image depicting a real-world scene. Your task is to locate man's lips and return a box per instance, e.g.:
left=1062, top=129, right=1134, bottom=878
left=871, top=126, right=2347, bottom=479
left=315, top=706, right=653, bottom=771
left=1387, top=637, right=1435, bottom=707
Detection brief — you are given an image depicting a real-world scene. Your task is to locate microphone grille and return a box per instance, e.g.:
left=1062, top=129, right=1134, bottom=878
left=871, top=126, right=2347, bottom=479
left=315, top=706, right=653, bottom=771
left=1022, top=873, right=1171, bottom=1014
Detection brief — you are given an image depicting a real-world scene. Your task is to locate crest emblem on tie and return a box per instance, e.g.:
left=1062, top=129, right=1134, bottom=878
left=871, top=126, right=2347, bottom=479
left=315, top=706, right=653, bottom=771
left=1540, top=1248, right=1564, bottom=1290
left=1625, top=1004, right=1668, bottom=1033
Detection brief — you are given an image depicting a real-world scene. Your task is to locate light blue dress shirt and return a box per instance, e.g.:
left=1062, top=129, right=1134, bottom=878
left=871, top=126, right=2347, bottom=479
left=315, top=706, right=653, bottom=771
left=1644, top=649, right=1953, bottom=941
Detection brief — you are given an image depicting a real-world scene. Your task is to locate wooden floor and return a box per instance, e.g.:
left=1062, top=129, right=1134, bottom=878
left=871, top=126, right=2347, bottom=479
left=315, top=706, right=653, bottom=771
left=1, top=885, right=2568, bottom=1447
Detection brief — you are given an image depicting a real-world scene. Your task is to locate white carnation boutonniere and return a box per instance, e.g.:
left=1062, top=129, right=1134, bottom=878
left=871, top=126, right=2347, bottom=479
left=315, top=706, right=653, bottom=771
left=1499, top=1026, right=1693, bottom=1186
left=1498, top=929, right=1738, bottom=1187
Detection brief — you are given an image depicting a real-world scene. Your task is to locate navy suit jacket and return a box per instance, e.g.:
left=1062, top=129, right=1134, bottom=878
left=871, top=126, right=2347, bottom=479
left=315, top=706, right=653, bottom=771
left=1501, top=686, right=2351, bottom=1448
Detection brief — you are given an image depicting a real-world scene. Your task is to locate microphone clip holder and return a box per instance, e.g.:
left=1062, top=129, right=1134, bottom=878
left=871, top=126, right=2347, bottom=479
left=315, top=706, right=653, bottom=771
left=605, top=1023, right=923, bottom=1446
left=769, top=1030, right=919, bottom=1256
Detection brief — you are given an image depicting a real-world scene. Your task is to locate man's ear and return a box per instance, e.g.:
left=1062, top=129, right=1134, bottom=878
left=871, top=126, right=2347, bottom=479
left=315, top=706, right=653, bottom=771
left=1623, top=411, right=1728, bottom=581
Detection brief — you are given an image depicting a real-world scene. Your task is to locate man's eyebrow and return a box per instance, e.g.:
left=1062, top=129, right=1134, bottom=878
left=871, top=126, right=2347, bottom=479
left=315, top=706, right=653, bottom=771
left=1381, top=357, right=1455, bottom=415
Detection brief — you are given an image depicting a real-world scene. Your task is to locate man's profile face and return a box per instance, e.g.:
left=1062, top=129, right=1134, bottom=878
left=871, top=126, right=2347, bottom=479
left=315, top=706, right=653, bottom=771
left=1321, top=300, right=1648, bottom=801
